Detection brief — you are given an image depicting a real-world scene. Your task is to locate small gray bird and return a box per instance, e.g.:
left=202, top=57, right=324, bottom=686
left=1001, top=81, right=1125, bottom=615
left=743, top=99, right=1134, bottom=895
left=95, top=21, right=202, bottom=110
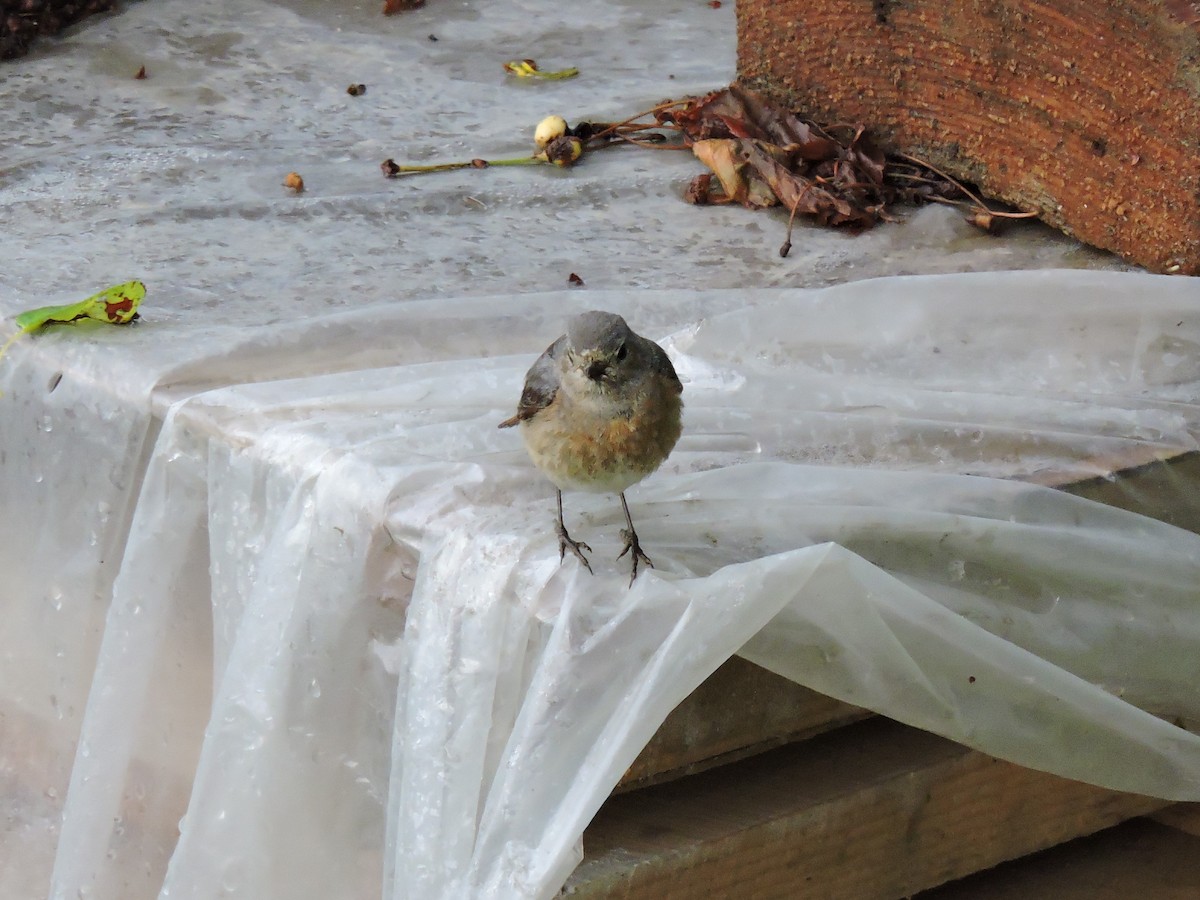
left=499, top=310, right=684, bottom=584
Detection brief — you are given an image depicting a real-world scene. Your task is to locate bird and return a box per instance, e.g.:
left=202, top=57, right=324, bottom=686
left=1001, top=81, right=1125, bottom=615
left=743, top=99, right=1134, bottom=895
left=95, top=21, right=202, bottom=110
left=499, top=310, right=683, bottom=584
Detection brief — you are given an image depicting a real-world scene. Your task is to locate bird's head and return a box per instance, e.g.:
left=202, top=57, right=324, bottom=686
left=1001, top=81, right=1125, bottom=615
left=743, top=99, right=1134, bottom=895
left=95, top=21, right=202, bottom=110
left=565, top=310, right=637, bottom=388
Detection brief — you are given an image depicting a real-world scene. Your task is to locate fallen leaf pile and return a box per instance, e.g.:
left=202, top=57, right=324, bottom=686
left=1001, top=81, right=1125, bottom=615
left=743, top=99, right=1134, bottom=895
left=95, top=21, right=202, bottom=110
left=671, top=86, right=881, bottom=222
left=381, top=81, right=1033, bottom=256
left=661, top=84, right=1034, bottom=253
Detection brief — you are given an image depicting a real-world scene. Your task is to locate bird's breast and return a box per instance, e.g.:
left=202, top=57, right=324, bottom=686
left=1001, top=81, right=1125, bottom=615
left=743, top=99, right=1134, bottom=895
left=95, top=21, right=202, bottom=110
left=521, top=380, right=683, bottom=494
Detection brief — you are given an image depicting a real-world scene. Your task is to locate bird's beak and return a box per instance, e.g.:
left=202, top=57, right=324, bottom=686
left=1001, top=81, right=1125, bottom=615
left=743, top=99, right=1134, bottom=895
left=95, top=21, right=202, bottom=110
left=578, top=349, right=613, bottom=382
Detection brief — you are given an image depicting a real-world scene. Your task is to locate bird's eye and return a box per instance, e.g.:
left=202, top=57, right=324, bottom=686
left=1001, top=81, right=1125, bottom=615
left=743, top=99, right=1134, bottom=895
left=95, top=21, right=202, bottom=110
left=616, top=342, right=628, bottom=361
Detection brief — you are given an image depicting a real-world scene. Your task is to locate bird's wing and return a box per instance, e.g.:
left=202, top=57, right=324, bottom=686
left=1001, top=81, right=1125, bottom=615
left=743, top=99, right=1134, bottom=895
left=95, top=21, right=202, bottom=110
left=498, top=335, right=565, bottom=428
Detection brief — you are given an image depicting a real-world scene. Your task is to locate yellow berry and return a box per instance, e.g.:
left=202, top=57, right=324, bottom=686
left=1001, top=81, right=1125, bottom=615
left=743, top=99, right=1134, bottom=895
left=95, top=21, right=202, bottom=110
left=534, top=115, right=569, bottom=150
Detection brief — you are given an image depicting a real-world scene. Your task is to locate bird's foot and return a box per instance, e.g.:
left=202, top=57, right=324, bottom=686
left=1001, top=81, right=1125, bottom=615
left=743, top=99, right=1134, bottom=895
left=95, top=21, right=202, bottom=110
left=556, top=520, right=593, bottom=574
left=617, top=528, right=654, bottom=586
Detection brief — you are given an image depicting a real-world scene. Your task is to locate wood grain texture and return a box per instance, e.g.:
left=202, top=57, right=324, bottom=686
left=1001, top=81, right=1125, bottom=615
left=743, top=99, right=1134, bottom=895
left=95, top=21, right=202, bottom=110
left=565, top=718, right=1168, bottom=899
left=617, top=656, right=868, bottom=791
left=1150, top=801, right=1200, bottom=837
left=922, top=817, right=1200, bottom=899
left=736, top=0, right=1200, bottom=274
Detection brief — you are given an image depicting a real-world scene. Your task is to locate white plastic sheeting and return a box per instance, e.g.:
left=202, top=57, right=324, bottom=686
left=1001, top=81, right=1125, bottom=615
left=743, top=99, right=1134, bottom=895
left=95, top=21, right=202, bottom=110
left=3, top=272, right=1200, bottom=900
left=3, top=0, right=1200, bottom=897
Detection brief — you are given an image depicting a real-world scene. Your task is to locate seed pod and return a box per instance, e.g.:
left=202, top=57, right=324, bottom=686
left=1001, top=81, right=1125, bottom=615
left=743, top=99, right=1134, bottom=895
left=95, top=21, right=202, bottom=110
left=539, top=135, right=584, bottom=168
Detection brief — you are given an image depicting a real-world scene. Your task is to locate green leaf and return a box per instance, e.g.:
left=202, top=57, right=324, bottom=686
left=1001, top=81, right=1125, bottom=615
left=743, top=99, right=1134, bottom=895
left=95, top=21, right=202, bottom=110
left=13, top=280, right=145, bottom=333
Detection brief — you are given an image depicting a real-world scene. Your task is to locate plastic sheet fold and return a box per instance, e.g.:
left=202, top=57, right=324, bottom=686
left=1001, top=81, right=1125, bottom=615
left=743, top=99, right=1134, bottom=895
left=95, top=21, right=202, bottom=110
left=6, top=272, right=1198, bottom=899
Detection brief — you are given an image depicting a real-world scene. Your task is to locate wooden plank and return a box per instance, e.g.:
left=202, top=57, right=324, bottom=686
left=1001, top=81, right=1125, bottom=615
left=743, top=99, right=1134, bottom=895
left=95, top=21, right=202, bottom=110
left=1062, top=450, right=1200, bottom=537
left=919, top=817, right=1200, bottom=898
left=565, top=717, right=1168, bottom=899
left=1149, top=802, right=1200, bottom=838
left=617, top=656, right=867, bottom=791
left=736, top=0, right=1200, bottom=274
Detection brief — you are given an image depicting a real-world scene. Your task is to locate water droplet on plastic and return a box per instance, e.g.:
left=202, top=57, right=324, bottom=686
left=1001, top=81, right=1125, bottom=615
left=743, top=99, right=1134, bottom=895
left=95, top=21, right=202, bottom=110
left=40, top=415, right=53, bottom=433
left=45, top=786, right=58, bottom=800
left=220, top=860, right=244, bottom=893
left=50, top=591, right=63, bottom=611
left=33, top=473, right=44, bottom=484
left=308, top=678, right=321, bottom=698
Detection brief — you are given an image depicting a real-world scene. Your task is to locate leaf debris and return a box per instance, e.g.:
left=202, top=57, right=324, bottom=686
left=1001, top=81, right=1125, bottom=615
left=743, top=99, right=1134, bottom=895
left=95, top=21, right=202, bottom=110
left=0, top=281, right=146, bottom=373
left=502, top=59, right=579, bottom=80
left=377, top=82, right=1034, bottom=253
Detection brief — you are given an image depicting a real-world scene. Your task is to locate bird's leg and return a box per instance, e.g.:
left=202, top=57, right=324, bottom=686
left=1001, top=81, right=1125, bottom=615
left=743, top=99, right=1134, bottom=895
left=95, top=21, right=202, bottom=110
left=555, top=489, right=593, bottom=574
left=616, top=492, right=654, bottom=586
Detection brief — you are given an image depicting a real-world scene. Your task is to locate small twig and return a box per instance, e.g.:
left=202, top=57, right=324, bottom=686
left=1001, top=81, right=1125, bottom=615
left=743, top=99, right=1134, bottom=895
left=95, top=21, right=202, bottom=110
left=606, top=133, right=690, bottom=150
left=779, top=182, right=816, bottom=257
left=894, top=151, right=1036, bottom=218
left=887, top=172, right=943, bottom=184
left=621, top=120, right=682, bottom=132
left=895, top=151, right=988, bottom=207
left=573, top=121, right=677, bottom=143
left=926, top=195, right=1040, bottom=219
left=588, top=99, right=691, bottom=143
left=813, top=121, right=862, bottom=140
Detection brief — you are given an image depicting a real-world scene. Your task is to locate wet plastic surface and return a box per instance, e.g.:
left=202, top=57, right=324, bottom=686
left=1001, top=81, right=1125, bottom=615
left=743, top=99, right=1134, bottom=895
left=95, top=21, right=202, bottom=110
left=2, top=2, right=1198, bottom=900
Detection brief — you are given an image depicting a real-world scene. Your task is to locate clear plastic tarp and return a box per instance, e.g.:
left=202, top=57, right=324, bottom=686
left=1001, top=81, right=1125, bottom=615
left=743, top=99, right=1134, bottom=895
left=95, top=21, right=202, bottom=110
left=3, top=2, right=1200, bottom=900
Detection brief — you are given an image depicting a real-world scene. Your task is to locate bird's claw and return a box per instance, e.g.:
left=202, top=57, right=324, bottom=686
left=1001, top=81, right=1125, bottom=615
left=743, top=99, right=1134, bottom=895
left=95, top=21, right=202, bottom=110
left=617, top=527, right=654, bottom=585
left=556, top=522, right=593, bottom=574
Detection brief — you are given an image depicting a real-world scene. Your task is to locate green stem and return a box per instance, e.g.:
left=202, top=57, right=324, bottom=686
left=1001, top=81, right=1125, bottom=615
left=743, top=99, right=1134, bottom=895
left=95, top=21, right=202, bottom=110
left=486, top=157, right=546, bottom=167
left=384, top=155, right=545, bottom=176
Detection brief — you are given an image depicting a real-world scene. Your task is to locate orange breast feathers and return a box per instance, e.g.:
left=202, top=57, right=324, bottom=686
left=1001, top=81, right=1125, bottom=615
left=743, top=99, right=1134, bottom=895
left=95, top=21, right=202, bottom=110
left=522, top=386, right=683, bottom=493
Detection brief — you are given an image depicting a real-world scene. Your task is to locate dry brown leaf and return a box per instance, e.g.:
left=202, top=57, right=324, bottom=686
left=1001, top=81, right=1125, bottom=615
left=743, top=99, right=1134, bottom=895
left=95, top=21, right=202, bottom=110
left=691, top=139, right=777, bottom=209
left=668, top=85, right=841, bottom=160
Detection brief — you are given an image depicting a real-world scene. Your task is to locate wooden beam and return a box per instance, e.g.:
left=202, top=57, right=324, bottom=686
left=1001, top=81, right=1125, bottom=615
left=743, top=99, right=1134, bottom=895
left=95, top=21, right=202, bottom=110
left=922, top=817, right=1200, bottom=898
left=566, top=718, right=1167, bottom=898
left=1149, top=802, right=1200, bottom=838
left=617, top=656, right=867, bottom=791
